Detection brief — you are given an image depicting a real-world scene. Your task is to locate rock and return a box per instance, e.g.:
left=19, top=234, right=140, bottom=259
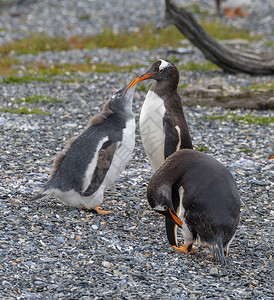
left=102, top=261, right=113, bottom=268
left=209, top=267, right=220, bottom=277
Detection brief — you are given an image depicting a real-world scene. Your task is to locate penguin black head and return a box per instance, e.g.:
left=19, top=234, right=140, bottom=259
left=147, top=184, right=182, bottom=228
left=127, top=59, right=179, bottom=91
left=110, top=78, right=137, bottom=113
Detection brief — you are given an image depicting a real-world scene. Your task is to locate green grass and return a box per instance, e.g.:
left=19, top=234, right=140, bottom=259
left=196, top=146, right=208, bottom=152
left=178, top=83, right=189, bottom=89
left=0, top=22, right=261, bottom=56
left=200, top=19, right=261, bottom=41
left=242, top=82, right=274, bottom=90
left=205, top=113, right=274, bottom=125
left=184, top=4, right=209, bottom=15
left=264, top=41, right=274, bottom=47
left=1, top=74, right=57, bottom=83
left=179, top=61, right=219, bottom=71
left=78, top=15, right=90, bottom=21
left=0, top=62, right=144, bottom=82
left=136, top=85, right=147, bottom=92
left=4, top=95, right=64, bottom=104
left=0, top=107, right=50, bottom=115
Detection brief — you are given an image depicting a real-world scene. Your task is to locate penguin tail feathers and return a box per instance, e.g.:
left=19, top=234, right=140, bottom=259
left=30, top=191, right=48, bottom=201
left=211, top=237, right=226, bottom=265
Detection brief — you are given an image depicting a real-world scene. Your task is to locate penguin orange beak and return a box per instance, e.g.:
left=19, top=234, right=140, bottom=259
left=126, top=73, right=155, bottom=92
left=126, top=77, right=139, bottom=92
left=169, top=208, right=183, bottom=227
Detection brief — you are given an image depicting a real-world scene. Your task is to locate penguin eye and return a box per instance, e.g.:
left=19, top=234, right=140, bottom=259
left=163, top=205, right=168, bottom=210
left=159, top=68, right=164, bottom=73
left=117, top=93, right=123, bottom=98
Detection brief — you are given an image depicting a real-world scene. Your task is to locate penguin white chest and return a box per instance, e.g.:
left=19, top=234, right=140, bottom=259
left=103, top=117, right=136, bottom=187
left=140, top=90, right=165, bottom=172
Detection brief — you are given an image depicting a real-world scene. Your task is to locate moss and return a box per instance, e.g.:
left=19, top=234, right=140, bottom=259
left=0, top=107, right=50, bottom=115
left=178, top=83, right=188, bottom=89
left=242, top=82, right=274, bottom=90
left=1, top=62, right=144, bottom=83
left=0, top=21, right=260, bottom=57
left=1, top=74, right=57, bottom=83
left=184, top=4, right=209, bottom=15
left=264, top=41, right=274, bottom=47
left=205, top=113, right=274, bottom=125
left=78, top=15, right=90, bottom=21
left=179, top=61, right=219, bottom=71
left=0, top=57, right=21, bottom=76
left=200, top=19, right=262, bottom=41
left=4, top=95, right=64, bottom=104
left=196, top=146, right=208, bottom=152
left=136, top=85, right=147, bottom=92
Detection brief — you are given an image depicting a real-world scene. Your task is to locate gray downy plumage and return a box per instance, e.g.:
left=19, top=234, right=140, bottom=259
left=32, top=80, right=137, bottom=209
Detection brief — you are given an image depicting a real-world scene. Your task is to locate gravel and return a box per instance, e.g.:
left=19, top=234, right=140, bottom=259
left=0, top=0, right=274, bottom=299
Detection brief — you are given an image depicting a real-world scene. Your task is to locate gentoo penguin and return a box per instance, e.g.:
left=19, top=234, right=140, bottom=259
left=147, top=149, right=241, bottom=264
left=32, top=78, right=138, bottom=213
left=127, top=59, right=192, bottom=172
left=215, top=0, right=251, bottom=17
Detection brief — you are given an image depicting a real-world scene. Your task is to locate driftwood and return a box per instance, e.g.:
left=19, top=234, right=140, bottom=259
left=161, top=0, right=274, bottom=75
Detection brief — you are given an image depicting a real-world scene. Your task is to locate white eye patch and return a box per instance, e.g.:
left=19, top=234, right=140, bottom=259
left=159, top=59, right=171, bottom=71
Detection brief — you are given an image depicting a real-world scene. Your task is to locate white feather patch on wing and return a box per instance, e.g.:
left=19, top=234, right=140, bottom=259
left=178, top=186, right=194, bottom=244
left=175, top=125, right=181, bottom=151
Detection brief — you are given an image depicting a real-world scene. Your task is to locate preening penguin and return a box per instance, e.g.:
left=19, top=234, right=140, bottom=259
left=147, top=149, right=241, bottom=264
left=32, top=78, right=138, bottom=213
left=127, top=59, right=192, bottom=172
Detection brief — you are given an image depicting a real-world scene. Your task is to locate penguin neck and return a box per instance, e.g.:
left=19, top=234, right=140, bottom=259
left=150, top=81, right=193, bottom=150
left=150, top=78, right=178, bottom=97
left=110, top=99, right=134, bottom=119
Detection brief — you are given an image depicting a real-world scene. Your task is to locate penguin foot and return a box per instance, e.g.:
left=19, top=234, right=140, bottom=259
left=224, top=8, right=237, bottom=18
left=172, top=244, right=196, bottom=254
left=83, top=206, right=113, bottom=214
left=234, top=8, right=249, bottom=17
left=208, top=251, right=228, bottom=259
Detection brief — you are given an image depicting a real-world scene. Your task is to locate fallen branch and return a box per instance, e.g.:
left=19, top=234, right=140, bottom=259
left=161, top=0, right=274, bottom=75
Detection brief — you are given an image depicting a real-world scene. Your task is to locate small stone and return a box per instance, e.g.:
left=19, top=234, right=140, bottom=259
left=56, top=237, right=66, bottom=244
left=209, top=267, right=220, bottom=277
left=102, top=261, right=113, bottom=268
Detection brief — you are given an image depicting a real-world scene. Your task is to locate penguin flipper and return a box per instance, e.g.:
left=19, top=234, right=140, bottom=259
left=82, top=142, right=117, bottom=197
left=163, top=115, right=180, bottom=158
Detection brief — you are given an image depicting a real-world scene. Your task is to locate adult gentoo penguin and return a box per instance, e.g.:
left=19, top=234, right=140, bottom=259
left=147, top=149, right=241, bottom=264
left=127, top=59, right=192, bottom=172
left=32, top=78, right=138, bottom=213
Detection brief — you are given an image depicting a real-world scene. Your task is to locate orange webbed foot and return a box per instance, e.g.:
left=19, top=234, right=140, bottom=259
left=83, top=205, right=113, bottom=214
left=225, top=8, right=237, bottom=18
left=234, top=8, right=250, bottom=17
left=172, top=244, right=196, bottom=254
